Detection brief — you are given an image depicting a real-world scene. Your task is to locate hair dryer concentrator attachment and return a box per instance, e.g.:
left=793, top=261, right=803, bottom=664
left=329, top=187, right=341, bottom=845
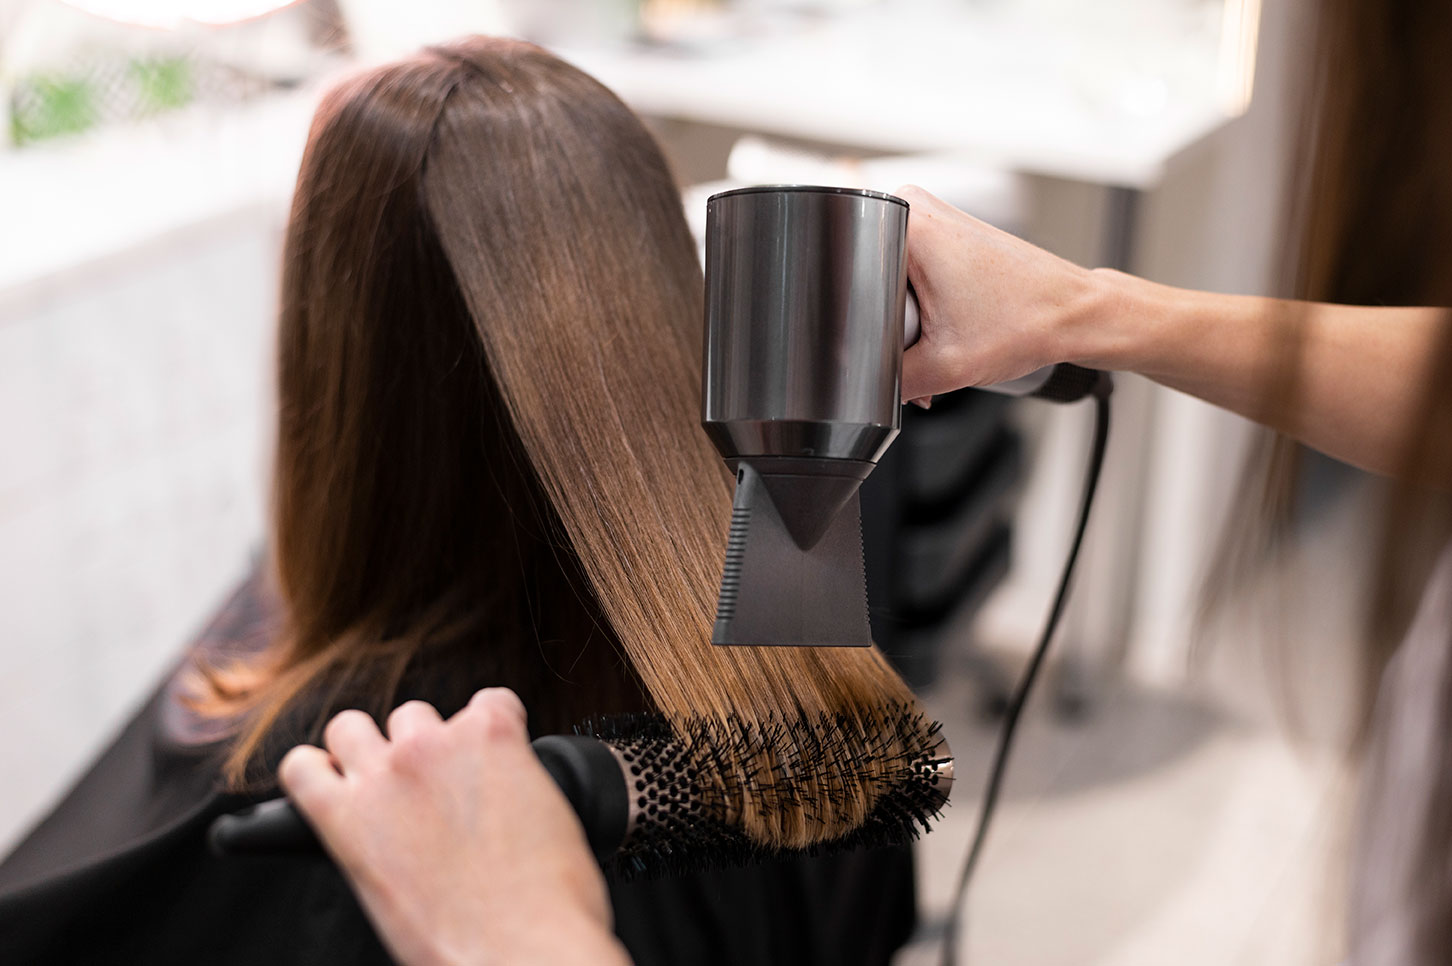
left=713, top=458, right=874, bottom=646
left=701, top=186, right=910, bottom=647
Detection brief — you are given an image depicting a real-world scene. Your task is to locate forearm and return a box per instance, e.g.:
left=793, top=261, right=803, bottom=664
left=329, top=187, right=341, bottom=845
left=1072, top=270, right=1449, bottom=477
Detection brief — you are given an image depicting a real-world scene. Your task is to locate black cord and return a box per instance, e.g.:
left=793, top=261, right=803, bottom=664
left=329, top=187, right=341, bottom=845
left=940, top=385, right=1112, bottom=966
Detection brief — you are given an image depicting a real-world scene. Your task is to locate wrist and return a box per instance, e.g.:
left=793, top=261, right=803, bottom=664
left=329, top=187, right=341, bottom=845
left=465, top=910, right=628, bottom=966
left=1054, top=267, right=1148, bottom=372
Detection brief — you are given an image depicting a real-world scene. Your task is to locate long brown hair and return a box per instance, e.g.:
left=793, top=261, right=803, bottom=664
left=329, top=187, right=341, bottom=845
left=1306, top=3, right=1452, bottom=961
left=195, top=37, right=920, bottom=849
left=1202, top=0, right=1452, bottom=697
left=1207, top=1, right=1452, bottom=960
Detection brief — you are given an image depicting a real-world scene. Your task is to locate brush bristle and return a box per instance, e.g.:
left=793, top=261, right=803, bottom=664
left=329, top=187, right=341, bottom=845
left=575, top=708, right=951, bottom=880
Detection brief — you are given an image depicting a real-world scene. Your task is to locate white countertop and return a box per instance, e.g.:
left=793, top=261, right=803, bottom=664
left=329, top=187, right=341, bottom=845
left=557, top=0, right=1243, bottom=189
left=1, top=2, right=1244, bottom=302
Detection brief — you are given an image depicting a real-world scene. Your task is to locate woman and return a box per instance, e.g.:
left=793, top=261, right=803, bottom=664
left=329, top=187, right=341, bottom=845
left=286, top=3, right=1452, bottom=959
left=0, top=37, right=919, bottom=965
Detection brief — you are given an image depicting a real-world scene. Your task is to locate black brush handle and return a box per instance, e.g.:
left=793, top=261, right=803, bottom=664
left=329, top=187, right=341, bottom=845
left=208, top=734, right=629, bottom=863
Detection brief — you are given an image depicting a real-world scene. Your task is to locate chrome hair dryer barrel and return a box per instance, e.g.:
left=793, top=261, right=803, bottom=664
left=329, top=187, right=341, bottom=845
left=702, top=186, right=909, bottom=646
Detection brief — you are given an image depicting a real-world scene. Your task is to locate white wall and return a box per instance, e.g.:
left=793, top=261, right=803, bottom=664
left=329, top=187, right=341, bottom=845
left=976, top=0, right=1310, bottom=690
left=0, top=208, right=283, bottom=855
left=0, top=89, right=311, bottom=853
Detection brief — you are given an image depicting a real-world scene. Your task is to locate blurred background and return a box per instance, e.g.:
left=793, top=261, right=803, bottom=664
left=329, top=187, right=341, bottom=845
left=0, top=0, right=1368, bottom=962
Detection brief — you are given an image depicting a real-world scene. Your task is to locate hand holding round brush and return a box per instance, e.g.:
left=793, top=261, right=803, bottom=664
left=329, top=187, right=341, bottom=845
left=277, top=688, right=631, bottom=966
left=225, top=692, right=951, bottom=963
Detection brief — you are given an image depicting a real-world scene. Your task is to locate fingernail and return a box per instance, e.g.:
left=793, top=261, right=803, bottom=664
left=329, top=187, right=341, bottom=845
left=911, top=397, right=933, bottom=410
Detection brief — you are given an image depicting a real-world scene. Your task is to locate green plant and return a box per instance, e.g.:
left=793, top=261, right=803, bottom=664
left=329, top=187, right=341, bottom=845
left=10, top=74, right=95, bottom=145
left=130, top=56, right=193, bottom=114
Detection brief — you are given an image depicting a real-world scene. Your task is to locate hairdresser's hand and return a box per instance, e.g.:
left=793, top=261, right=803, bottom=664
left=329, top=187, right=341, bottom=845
left=896, top=185, right=1106, bottom=404
left=278, top=689, right=631, bottom=966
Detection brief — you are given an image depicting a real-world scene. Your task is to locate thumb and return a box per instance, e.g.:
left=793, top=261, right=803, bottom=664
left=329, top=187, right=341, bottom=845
left=902, top=295, right=969, bottom=400
left=902, top=340, right=950, bottom=403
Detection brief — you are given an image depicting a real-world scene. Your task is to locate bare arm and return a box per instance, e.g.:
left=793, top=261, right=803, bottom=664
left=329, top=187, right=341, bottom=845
left=898, top=186, right=1449, bottom=477
left=1082, top=276, right=1445, bottom=476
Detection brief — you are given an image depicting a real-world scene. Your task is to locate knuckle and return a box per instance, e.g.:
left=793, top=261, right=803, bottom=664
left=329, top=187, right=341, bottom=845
left=475, top=701, right=525, bottom=742
left=472, top=687, right=527, bottom=722
left=460, top=689, right=529, bottom=745
left=322, top=708, right=370, bottom=747
left=385, top=700, right=431, bottom=732
left=388, top=726, right=442, bottom=771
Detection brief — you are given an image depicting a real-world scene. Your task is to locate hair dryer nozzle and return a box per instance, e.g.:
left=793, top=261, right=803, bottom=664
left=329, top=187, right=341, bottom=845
left=713, top=459, right=873, bottom=647
left=701, top=185, right=908, bottom=648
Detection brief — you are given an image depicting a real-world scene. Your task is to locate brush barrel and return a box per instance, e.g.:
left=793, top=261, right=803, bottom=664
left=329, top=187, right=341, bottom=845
left=702, top=185, right=908, bottom=465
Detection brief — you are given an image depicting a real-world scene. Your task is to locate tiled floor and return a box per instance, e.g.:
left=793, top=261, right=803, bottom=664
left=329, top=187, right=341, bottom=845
left=894, top=652, right=1350, bottom=966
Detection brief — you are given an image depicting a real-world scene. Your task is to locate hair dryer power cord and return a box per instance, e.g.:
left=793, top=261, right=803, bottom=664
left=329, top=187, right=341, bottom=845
left=940, top=381, right=1112, bottom=966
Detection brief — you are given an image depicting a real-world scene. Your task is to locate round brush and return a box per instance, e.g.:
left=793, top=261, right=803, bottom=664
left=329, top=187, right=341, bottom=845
left=209, top=709, right=953, bottom=879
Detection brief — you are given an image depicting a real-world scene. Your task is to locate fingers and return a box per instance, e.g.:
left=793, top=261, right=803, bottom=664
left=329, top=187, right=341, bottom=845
left=903, top=335, right=970, bottom=402
left=323, top=709, right=387, bottom=771
left=278, top=743, right=341, bottom=814
left=386, top=700, right=443, bottom=744
left=902, top=345, right=931, bottom=401
left=467, top=686, right=527, bottom=722
left=894, top=183, right=946, bottom=277
left=306, top=692, right=525, bottom=788
left=461, top=687, right=529, bottom=743
left=896, top=184, right=951, bottom=403
left=892, top=183, right=935, bottom=211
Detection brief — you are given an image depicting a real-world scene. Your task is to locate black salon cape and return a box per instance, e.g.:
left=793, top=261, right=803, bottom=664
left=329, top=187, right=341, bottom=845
left=0, top=672, right=915, bottom=965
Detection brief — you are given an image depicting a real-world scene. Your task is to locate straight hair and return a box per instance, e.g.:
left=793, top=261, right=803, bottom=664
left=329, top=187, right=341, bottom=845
left=193, top=36, right=922, bottom=849
left=1204, top=1, right=1452, bottom=960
